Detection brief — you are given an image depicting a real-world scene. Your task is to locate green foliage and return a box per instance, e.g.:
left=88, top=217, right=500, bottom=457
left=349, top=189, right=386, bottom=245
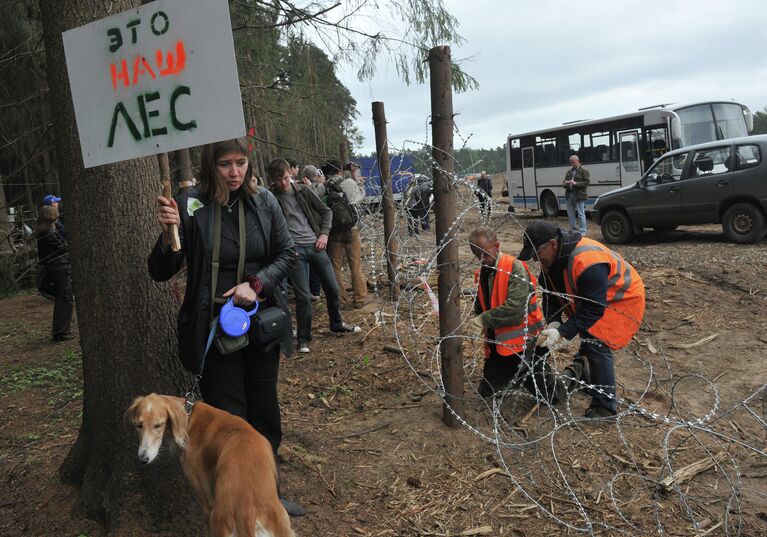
left=389, top=145, right=507, bottom=176
left=752, top=107, right=767, bottom=135
left=343, top=0, right=478, bottom=92
left=228, top=2, right=362, bottom=165
left=0, top=347, right=81, bottom=402
left=1, top=0, right=474, bottom=206
left=0, top=0, right=56, bottom=211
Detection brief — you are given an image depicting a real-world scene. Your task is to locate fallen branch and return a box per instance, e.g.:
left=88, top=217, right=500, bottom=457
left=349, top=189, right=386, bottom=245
left=361, top=324, right=379, bottom=343
left=460, top=527, right=493, bottom=536
left=659, top=451, right=727, bottom=492
left=383, top=344, right=403, bottom=355
left=700, top=521, right=723, bottom=536
left=517, top=403, right=540, bottom=425
left=666, top=333, right=718, bottom=349
left=474, top=467, right=510, bottom=481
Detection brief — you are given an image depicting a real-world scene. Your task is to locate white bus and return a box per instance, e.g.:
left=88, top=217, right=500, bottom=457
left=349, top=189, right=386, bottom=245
left=505, top=101, right=754, bottom=216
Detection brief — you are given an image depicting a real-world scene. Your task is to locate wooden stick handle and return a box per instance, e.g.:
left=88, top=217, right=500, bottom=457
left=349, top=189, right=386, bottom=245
left=157, top=153, right=180, bottom=252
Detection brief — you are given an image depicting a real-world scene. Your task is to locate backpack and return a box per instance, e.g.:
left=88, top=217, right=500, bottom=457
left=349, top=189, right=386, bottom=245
left=326, top=177, right=358, bottom=230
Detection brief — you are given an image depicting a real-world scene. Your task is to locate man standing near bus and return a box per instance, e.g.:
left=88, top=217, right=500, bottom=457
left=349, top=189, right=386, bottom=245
left=476, top=170, right=493, bottom=222
left=563, top=155, right=589, bottom=235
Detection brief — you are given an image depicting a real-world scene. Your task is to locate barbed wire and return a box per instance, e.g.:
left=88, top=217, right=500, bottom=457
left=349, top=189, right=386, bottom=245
left=350, top=132, right=767, bottom=536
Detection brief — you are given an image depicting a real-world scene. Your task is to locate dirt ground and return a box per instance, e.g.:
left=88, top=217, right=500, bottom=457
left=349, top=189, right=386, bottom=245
left=2, top=194, right=767, bottom=536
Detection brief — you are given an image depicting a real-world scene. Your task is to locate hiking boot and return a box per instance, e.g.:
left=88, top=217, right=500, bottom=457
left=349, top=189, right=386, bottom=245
left=477, top=380, right=495, bottom=399
left=331, top=322, right=361, bottom=334
left=583, top=405, right=617, bottom=419
left=52, top=334, right=75, bottom=342
left=280, top=498, right=307, bottom=517
left=551, top=354, right=589, bottom=404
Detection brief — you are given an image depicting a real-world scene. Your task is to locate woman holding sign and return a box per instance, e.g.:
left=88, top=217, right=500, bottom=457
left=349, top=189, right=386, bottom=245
left=148, top=138, right=304, bottom=515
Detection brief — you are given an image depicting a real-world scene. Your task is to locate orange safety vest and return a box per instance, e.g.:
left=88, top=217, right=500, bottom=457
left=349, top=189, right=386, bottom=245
left=558, top=237, right=645, bottom=350
left=475, top=253, right=545, bottom=357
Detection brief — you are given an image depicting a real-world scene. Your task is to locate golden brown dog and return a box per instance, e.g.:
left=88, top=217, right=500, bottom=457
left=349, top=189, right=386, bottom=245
left=127, top=393, right=295, bottom=537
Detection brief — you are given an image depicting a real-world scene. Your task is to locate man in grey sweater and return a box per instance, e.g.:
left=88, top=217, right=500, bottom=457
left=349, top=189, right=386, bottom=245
left=267, top=159, right=360, bottom=353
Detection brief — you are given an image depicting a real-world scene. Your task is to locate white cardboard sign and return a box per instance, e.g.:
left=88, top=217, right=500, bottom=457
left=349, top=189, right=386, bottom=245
left=62, top=0, right=245, bottom=168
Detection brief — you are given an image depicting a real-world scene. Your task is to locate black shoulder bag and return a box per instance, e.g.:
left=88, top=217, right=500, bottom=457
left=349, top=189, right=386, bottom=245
left=210, top=200, right=290, bottom=355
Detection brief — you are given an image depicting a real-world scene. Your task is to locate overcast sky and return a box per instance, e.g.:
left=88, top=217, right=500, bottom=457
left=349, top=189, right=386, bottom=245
left=337, top=0, right=767, bottom=155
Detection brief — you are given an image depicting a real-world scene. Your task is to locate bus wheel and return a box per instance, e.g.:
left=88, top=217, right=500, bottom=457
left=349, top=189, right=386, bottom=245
left=601, top=210, right=634, bottom=244
left=541, top=192, right=559, bottom=218
left=722, top=203, right=764, bottom=244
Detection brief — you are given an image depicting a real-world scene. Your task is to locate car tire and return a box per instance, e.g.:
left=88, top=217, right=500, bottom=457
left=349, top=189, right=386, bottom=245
left=541, top=191, right=559, bottom=218
left=722, top=203, right=764, bottom=244
left=600, top=210, right=634, bottom=244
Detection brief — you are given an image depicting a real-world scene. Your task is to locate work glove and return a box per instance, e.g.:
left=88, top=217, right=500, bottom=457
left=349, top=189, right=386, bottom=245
left=466, top=315, right=485, bottom=338
left=537, top=327, right=561, bottom=349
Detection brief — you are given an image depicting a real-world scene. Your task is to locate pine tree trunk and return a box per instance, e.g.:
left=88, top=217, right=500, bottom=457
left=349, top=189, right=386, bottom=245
left=0, top=173, right=10, bottom=238
left=40, top=0, right=202, bottom=532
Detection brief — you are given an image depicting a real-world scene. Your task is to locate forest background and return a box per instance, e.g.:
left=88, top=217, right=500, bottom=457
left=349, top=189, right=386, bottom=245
left=2, top=0, right=766, bottom=235
left=0, top=0, right=494, bottom=233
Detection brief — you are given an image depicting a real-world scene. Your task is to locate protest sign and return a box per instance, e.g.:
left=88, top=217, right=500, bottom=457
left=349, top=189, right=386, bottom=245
left=63, top=0, right=245, bottom=168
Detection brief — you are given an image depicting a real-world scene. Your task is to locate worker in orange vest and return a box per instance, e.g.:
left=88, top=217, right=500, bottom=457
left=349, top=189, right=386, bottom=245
left=467, top=227, right=559, bottom=399
left=518, top=221, right=645, bottom=419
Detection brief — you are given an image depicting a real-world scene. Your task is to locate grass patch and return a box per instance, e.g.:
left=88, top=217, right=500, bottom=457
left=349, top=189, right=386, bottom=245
left=0, top=348, right=82, bottom=402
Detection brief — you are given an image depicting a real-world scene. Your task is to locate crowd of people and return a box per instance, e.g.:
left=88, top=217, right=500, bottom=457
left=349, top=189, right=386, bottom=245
left=32, top=138, right=642, bottom=517
left=149, top=140, right=385, bottom=516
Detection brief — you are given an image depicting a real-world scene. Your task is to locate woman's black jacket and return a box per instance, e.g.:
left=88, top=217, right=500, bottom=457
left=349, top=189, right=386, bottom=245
left=148, top=186, right=296, bottom=373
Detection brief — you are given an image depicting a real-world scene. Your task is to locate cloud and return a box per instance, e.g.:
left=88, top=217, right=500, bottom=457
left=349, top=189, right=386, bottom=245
left=337, top=0, right=767, bottom=154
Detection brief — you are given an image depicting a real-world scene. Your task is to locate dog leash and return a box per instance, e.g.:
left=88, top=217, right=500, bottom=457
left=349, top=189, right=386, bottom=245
left=183, top=201, right=246, bottom=415
left=184, top=320, right=217, bottom=414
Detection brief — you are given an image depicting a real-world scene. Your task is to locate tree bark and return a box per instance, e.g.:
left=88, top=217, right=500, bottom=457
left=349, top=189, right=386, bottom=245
left=429, top=45, right=464, bottom=426
left=40, top=0, right=199, bottom=531
left=372, top=101, right=399, bottom=299
left=0, top=173, right=10, bottom=239
left=339, top=138, right=349, bottom=164
left=175, top=148, right=194, bottom=183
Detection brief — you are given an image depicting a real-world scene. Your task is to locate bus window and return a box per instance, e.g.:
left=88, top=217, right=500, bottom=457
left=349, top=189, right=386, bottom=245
left=590, top=131, right=611, bottom=161
left=509, top=139, right=522, bottom=170
left=676, top=104, right=716, bottom=146
left=567, top=133, right=580, bottom=157
left=712, top=103, right=749, bottom=140
left=523, top=148, right=534, bottom=168
left=645, top=127, right=669, bottom=161
left=535, top=135, right=557, bottom=166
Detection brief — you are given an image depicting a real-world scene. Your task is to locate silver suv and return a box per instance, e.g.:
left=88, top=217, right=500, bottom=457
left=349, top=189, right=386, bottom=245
left=592, top=135, right=767, bottom=244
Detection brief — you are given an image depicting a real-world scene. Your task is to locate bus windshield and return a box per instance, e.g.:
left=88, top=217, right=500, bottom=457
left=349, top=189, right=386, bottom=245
left=676, top=103, right=748, bottom=146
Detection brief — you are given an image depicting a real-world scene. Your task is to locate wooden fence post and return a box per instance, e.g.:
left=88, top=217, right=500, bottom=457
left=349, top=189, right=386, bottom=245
left=429, top=45, right=464, bottom=426
left=372, top=101, right=399, bottom=299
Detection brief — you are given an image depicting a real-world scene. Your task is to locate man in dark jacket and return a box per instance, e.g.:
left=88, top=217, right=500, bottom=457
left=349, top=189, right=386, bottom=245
left=406, top=175, right=432, bottom=235
left=267, top=158, right=360, bottom=353
left=564, top=155, right=589, bottom=235
left=476, top=171, right=493, bottom=222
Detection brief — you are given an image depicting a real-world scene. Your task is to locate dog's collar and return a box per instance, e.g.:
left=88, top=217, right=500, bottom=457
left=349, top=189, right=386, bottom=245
left=183, top=391, right=197, bottom=415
